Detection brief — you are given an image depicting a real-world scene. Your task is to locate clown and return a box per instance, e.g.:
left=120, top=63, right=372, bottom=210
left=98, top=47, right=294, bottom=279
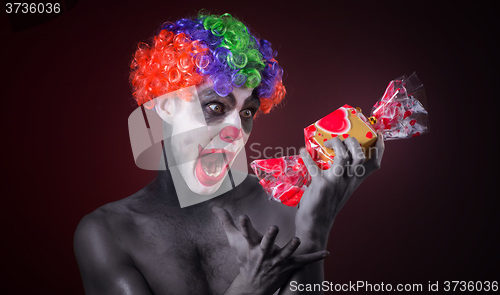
left=128, top=13, right=286, bottom=205
left=75, top=12, right=384, bottom=295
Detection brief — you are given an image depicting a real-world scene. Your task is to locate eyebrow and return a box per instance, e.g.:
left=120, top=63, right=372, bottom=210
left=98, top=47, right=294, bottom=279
left=242, top=94, right=260, bottom=109
left=199, top=88, right=236, bottom=108
left=225, top=93, right=237, bottom=107
left=198, top=87, right=260, bottom=110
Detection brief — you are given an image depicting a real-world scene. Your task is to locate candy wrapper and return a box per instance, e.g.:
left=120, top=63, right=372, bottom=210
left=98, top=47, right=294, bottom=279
left=251, top=73, right=429, bottom=206
left=251, top=156, right=312, bottom=206
left=304, top=104, right=378, bottom=170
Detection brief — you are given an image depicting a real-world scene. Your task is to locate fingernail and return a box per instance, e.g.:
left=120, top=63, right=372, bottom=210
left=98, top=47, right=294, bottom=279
left=269, top=225, right=279, bottom=233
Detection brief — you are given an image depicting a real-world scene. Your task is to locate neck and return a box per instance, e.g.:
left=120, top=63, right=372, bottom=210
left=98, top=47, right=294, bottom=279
left=155, top=169, right=180, bottom=206
left=152, top=168, right=251, bottom=210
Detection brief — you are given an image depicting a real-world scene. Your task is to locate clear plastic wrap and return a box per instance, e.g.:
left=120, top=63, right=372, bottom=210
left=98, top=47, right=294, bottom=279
left=251, top=155, right=311, bottom=206
left=371, top=73, right=429, bottom=140
left=251, top=73, right=429, bottom=206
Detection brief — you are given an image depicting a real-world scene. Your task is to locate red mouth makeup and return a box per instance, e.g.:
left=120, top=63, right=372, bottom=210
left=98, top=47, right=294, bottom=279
left=194, top=144, right=235, bottom=187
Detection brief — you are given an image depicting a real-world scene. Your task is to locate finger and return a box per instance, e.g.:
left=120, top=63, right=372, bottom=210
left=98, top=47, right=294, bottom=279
left=324, top=137, right=349, bottom=178
left=324, top=137, right=349, bottom=166
left=299, top=148, right=320, bottom=178
left=276, top=237, right=301, bottom=261
left=212, top=206, right=239, bottom=235
left=365, top=132, right=385, bottom=172
left=239, top=214, right=262, bottom=245
left=260, top=225, right=279, bottom=254
left=343, top=137, right=366, bottom=176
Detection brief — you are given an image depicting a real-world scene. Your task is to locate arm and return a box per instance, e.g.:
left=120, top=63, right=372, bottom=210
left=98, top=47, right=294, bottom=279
left=73, top=214, right=153, bottom=295
left=279, top=135, right=385, bottom=294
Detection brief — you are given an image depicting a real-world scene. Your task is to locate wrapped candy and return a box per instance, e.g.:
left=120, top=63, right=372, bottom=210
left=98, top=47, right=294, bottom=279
left=370, top=72, right=429, bottom=140
left=251, top=156, right=311, bottom=206
left=304, top=104, right=378, bottom=170
left=251, top=73, right=429, bottom=206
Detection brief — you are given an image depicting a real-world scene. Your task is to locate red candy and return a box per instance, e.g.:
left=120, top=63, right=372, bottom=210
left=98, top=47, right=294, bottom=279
left=316, top=107, right=351, bottom=135
left=251, top=73, right=429, bottom=206
left=250, top=155, right=311, bottom=206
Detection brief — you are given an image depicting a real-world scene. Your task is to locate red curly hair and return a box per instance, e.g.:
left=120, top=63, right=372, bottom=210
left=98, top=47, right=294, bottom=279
left=130, top=16, right=285, bottom=114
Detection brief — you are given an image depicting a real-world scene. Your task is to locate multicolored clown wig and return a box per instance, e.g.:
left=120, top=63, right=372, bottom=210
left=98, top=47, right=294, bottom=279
left=130, top=12, right=285, bottom=114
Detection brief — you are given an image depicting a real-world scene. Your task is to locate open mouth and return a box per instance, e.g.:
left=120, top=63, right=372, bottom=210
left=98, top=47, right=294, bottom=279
left=194, top=145, right=235, bottom=187
left=201, top=152, right=226, bottom=177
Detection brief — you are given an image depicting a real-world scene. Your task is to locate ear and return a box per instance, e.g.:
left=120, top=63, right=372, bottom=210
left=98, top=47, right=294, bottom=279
left=153, top=96, right=176, bottom=124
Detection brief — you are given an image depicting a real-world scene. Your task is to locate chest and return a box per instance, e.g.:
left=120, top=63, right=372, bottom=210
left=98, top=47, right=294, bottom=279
left=126, top=204, right=296, bottom=295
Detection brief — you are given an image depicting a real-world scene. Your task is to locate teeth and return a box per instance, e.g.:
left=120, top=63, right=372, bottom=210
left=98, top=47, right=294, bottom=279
left=202, top=162, right=223, bottom=178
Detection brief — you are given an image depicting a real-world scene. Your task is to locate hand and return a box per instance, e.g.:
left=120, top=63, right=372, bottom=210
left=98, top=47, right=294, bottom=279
left=296, top=134, right=385, bottom=249
left=212, top=207, right=329, bottom=295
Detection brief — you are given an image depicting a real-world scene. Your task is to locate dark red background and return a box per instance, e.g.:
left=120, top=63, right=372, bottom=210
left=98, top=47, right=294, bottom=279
left=1, top=0, right=498, bottom=294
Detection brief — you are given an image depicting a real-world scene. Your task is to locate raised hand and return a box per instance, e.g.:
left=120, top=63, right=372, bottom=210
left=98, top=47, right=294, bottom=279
left=296, top=134, right=385, bottom=250
left=212, top=207, right=329, bottom=295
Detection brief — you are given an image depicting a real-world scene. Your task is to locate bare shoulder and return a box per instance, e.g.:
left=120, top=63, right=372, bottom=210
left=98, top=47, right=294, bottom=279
left=73, top=185, right=156, bottom=254
left=73, top=197, right=135, bottom=270
left=75, top=195, right=135, bottom=245
left=73, top=191, right=153, bottom=294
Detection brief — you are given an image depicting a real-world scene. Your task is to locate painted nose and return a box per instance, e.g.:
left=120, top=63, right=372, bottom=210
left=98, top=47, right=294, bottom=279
left=219, top=126, right=242, bottom=143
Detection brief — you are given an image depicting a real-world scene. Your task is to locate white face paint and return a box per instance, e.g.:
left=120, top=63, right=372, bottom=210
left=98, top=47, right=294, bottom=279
left=159, top=82, right=259, bottom=196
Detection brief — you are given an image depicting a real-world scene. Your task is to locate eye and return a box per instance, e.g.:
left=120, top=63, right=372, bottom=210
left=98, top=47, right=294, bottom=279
left=240, top=109, right=253, bottom=119
left=207, top=103, right=224, bottom=114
